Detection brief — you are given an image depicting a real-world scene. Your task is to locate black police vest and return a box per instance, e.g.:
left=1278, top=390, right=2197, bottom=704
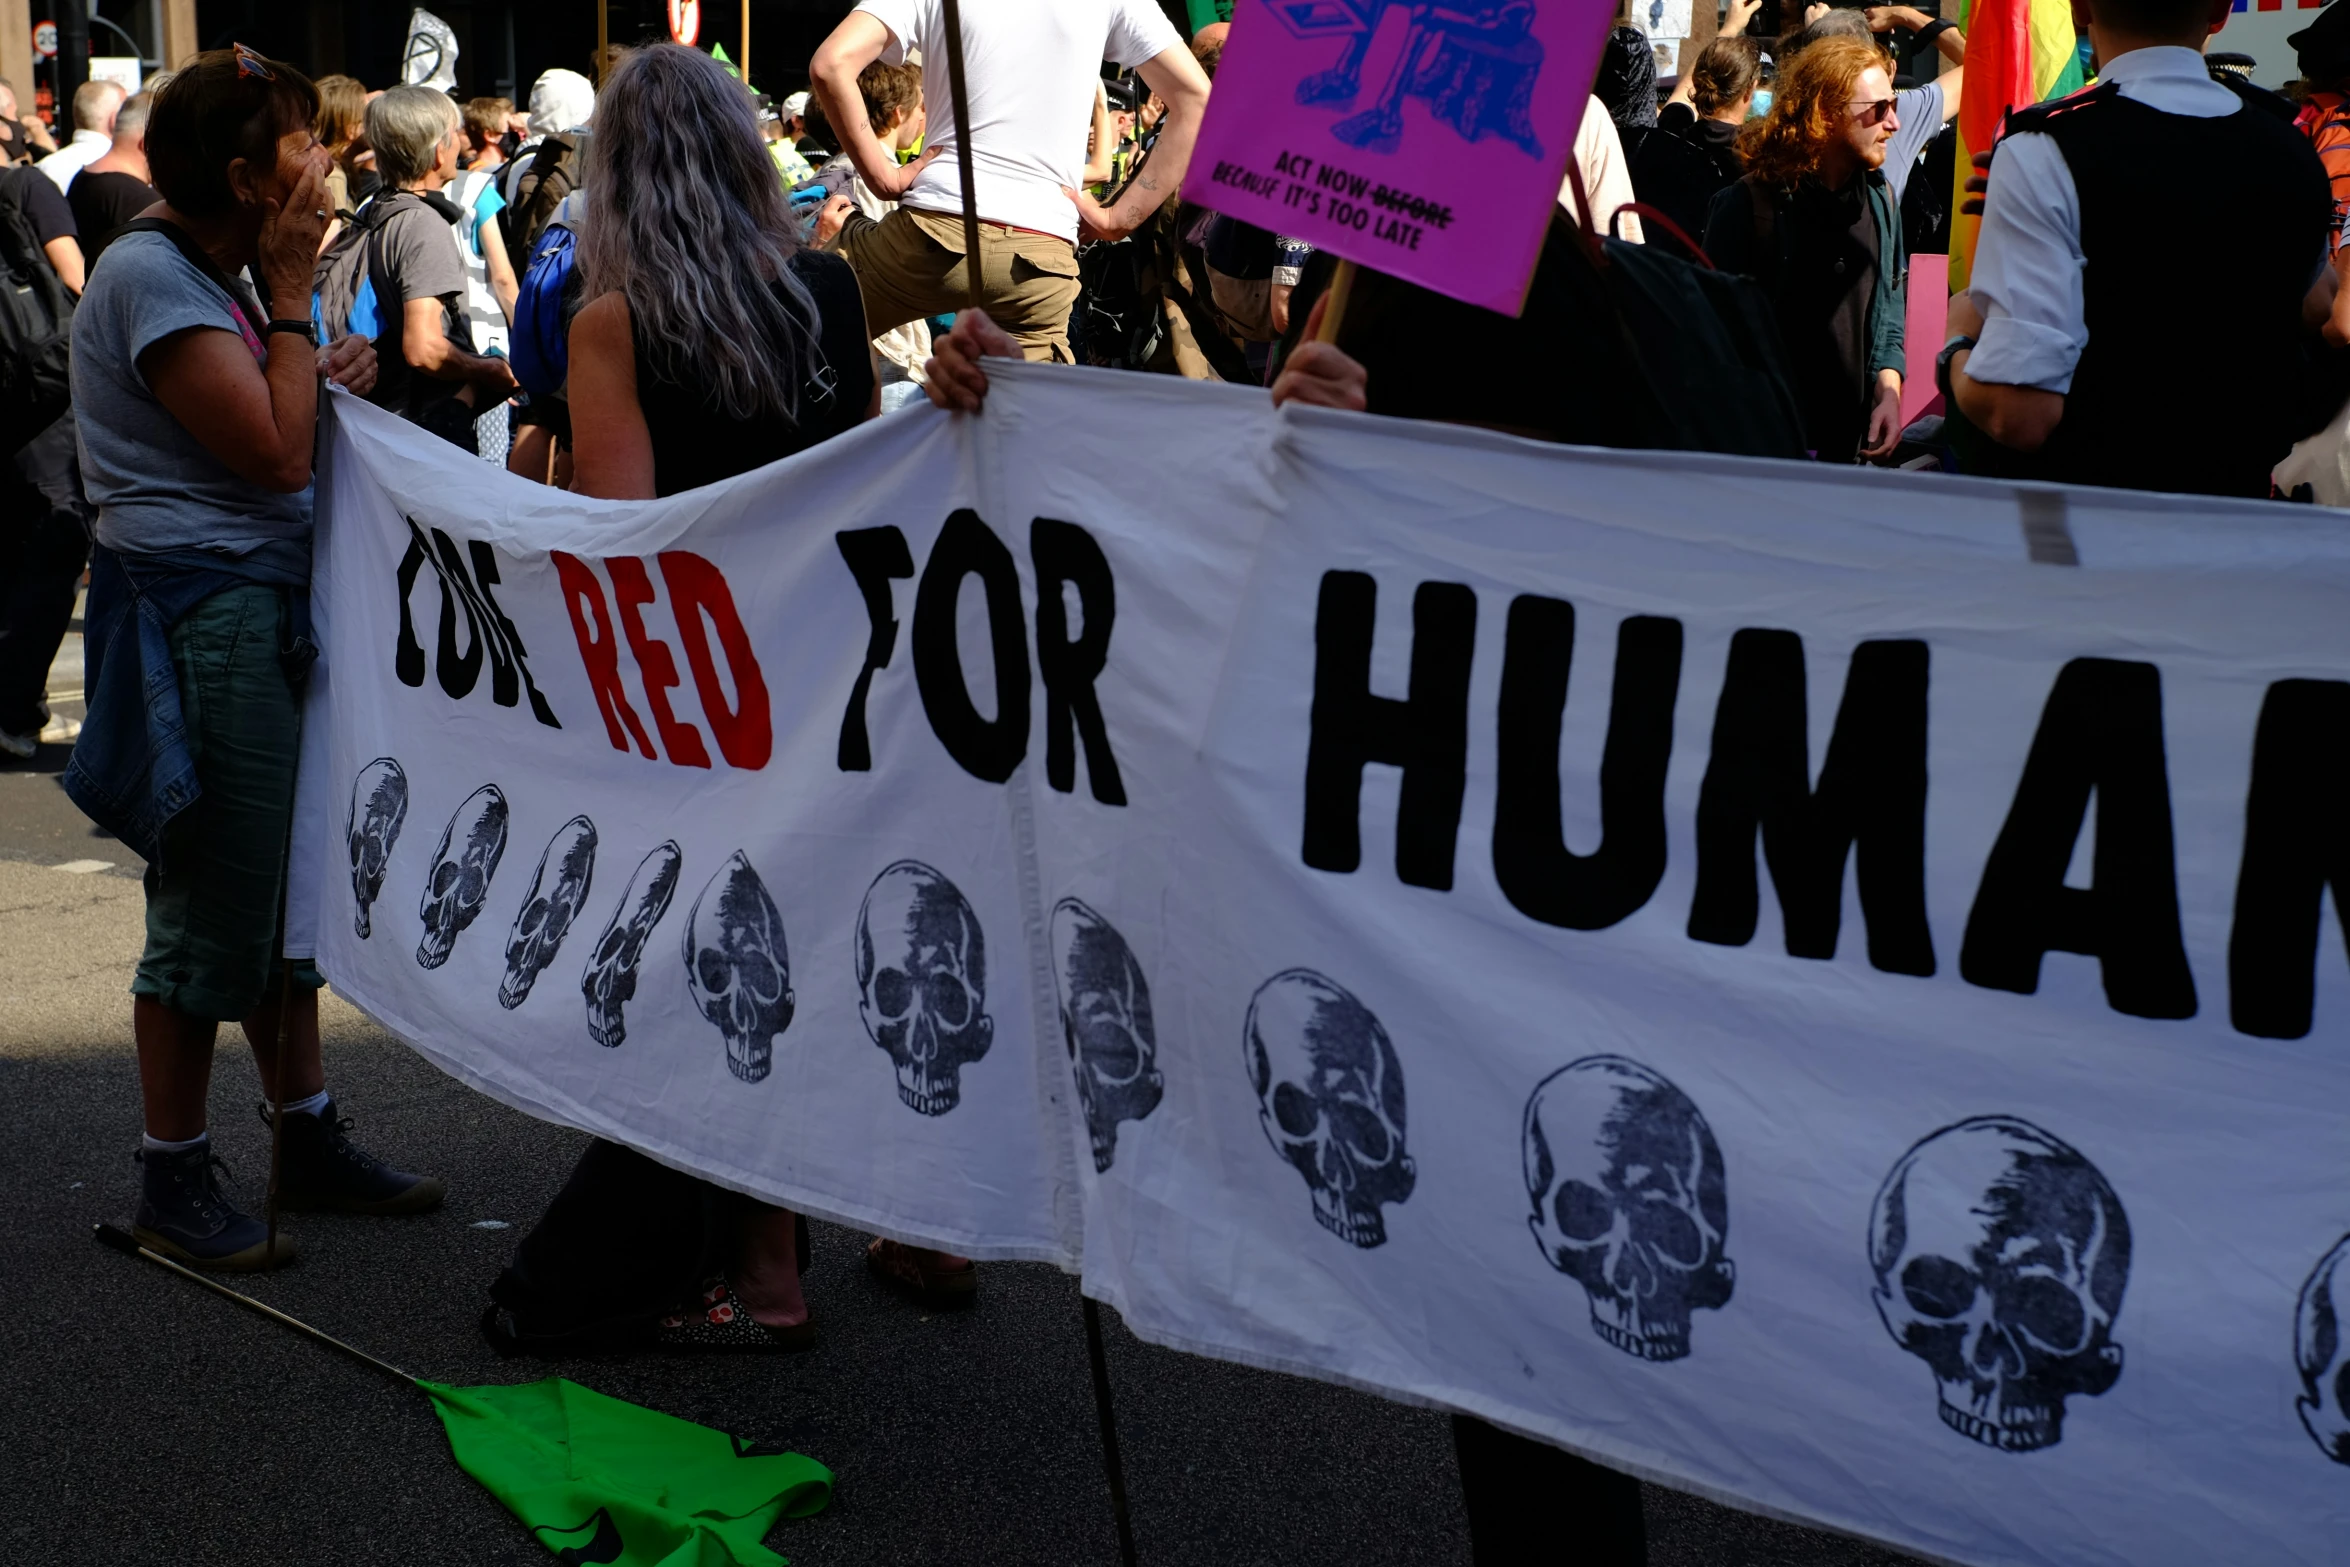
left=1997, top=80, right=2331, bottom=498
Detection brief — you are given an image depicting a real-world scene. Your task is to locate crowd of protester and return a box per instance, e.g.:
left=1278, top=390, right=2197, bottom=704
left=0, top=0, right=2341, bottom=1557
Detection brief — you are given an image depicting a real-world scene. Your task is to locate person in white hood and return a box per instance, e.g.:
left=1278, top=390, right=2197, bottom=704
left=500, top=68, right=595, bottom=204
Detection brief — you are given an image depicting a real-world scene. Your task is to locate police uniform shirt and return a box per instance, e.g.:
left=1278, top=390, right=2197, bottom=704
left=1965, top=45, right=2308, bottom=393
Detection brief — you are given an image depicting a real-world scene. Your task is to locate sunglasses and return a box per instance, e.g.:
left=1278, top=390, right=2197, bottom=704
left=1848, top=96, right=1896, bottom=127
left=233, top=42, right=275, bottom=81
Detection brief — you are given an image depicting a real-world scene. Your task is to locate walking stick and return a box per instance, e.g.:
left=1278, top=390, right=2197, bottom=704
left=937, top=0, right=986, bottom=316
left=1082, top=1296, right=1140, bottom=1567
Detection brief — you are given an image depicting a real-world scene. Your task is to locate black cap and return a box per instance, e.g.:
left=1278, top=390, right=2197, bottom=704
left=1103, top=76, right=1142, bottom=112
left=2290, top=0, right=2350, bottom=75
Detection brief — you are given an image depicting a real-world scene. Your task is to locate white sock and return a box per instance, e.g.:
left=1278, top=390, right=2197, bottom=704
left=141, top=1130, right=208, bottom=1154
left=270, top=1088, right=331, bottom=1118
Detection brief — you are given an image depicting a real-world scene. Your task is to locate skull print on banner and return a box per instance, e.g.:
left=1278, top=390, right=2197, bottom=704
left=581, top=841, right=683, bottom=1048
left=1522, top=1056, right=1734, bottom=1362
left=1243, top=969, right=1414, bottom=1248
left=1049, top=898, right=1165, bottom=1172
left=498, top=816, right=598, bottom=1009
left=2293, top=1232, right=2350, bottom=1465
left=684, top=851, right=796, bottom=1084
left=416, top=784, right=509, bottom=970
left=1868, top=1116, right=2131, bottom=1453
left=854, top=861, right=993, bottom=1115
left=346, top=757, right=409, bottom=939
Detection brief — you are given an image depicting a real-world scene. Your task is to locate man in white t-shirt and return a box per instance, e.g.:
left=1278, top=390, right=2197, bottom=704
left=810, top=0, right=1212, bottom=361
left=37, top=78, right=123, bottom=192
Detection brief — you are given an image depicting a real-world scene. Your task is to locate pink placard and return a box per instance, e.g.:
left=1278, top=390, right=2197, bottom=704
left=1901, top=253, right=1949, bottom=425
left=1184, top=0, right=1614, bottom=316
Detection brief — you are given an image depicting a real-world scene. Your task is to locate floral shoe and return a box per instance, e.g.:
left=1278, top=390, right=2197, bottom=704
left=655, top=1276, right=815, bottom=1353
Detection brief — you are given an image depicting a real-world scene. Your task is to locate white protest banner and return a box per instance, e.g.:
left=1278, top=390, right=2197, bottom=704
left=302, top=370, right=2350, bottom=1567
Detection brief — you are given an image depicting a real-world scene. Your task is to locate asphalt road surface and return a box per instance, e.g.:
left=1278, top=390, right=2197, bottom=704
left=0, top=625, right=1925, bottom=1567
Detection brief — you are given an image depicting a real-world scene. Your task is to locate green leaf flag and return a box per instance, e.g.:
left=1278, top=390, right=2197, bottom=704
left=421, top=1378, right=832, bottom=1566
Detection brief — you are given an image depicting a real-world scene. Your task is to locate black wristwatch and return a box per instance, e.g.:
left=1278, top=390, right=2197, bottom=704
left=1935, top=334, right=1976, bottom=405
left=264, top=318, right=318, bottom=345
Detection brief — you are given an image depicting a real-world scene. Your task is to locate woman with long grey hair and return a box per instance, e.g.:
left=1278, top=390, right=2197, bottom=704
left=485, top=45, right=901, bottom=1358
left=566, top=42, right=875, bottom=497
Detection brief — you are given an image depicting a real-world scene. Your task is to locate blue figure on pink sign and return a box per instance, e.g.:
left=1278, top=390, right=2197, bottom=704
left=1275, top=0, right=1546, bottom=157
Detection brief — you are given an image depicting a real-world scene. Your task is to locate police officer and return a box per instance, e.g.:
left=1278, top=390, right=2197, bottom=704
left=1941, top=0, right=2341, bottom=497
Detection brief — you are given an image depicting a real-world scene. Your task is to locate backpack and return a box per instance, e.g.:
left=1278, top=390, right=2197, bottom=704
left=309, top=191, right=420, bottom=343
left=510, top=195, right=582, bottom=402
left=0, top=166, right=74, bottom=454
left=1558, top=165, right=1807, bottom=458
left=312, top=190, right=469, bottom=425
left=1076, top=233, right=1164, bottom=370
left=1586, top=223, right=1809, bottom=458
left=508, top=130, right=588, bottom=264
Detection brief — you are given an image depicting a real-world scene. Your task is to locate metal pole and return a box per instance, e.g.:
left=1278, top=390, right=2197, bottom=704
left=936, top=0, right=985, bottom=315
left=94, top=1225, right=419, bottom=1386
left=1082, top=1296, right=1140, bottom=1567
left=55, top=0, right=88, bottom=108
left=740, top=0, right=749, bottom=83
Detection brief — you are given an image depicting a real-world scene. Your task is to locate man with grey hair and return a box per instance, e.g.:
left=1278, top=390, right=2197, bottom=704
left=69, top=88, right=157, bottom=267
left=353, top=86, right=518, bottom=448
left=37, top=77, right=124, bottom=191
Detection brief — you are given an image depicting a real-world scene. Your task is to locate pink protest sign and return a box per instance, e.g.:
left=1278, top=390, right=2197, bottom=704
left=1183, top=0, right=1614, bottom=316
left=1900, top=252, right=1949, bottom=425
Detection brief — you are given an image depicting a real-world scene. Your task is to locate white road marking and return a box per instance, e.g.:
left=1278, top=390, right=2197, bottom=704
left=53, top=859, right=114, bottom=874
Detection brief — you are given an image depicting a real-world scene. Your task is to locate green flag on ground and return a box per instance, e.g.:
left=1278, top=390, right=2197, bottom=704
left=421, top=1378, right=832, bottom=1566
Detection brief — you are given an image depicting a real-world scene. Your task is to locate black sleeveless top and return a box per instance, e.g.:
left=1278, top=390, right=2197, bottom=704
left=633, top=250, right=875, bottom=496
left=1984, top=82, right=2332, bottom=497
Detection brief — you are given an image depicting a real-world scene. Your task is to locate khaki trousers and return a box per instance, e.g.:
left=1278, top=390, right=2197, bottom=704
left=838, top=207, right=1082, bottom=363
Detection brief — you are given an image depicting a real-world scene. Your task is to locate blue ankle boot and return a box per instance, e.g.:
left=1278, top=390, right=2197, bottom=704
left=264, top=1099, right=446, bottom=1215
left=132, top=1142, right=296, bottom=1271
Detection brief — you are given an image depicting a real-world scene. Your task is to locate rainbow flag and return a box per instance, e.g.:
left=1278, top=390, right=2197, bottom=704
left=1948, top=0, right=2086, bottom=290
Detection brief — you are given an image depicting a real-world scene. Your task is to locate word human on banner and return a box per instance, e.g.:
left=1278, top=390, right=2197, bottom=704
left=1183, top=0, right=1615, bottom=312
left=299, top=370, right=2350, bottom=1567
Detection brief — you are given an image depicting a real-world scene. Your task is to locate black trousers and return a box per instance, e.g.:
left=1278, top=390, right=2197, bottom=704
left=490, top=1139, right=807, bottom=1352
left=1452, top=1416, right=1646, bottom=1565
left=0, top=415, right=89, bottom=737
